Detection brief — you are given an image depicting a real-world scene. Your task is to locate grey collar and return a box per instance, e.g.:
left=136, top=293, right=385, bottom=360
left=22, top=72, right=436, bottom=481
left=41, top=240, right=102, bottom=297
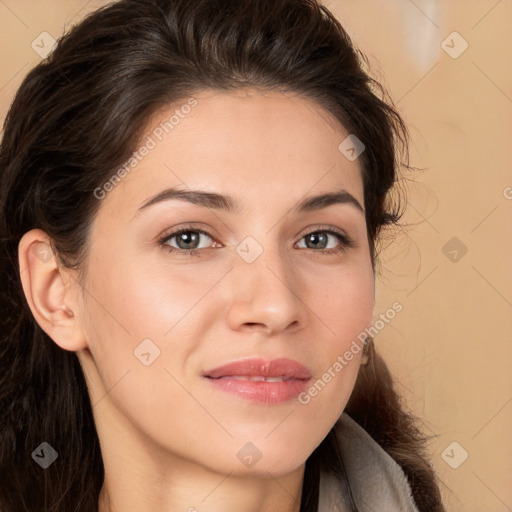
left=318, top=413, right=420, bottom=512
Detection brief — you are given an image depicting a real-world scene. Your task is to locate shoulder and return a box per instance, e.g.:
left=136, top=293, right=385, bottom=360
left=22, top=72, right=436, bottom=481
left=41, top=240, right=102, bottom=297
left=318, top=413, right=420, bottom=512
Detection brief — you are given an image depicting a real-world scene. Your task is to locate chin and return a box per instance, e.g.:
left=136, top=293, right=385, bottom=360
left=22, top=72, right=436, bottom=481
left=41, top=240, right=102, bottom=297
left=202, top=440, right=311, bottom=478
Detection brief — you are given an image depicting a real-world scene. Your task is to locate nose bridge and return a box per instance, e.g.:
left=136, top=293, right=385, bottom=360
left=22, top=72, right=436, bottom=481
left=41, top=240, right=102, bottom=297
left=225, top=232, right=304, bottom=333
left=236, top=234, right=296, bottom=299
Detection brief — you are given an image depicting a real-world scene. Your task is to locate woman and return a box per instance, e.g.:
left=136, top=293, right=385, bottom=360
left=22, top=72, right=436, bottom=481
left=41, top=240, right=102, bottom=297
left=0, top=0, right=446, bottom=510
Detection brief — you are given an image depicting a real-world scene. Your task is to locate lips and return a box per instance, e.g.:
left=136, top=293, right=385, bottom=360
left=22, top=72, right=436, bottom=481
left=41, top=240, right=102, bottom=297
left=204, top=357, right=312, bottom=380
left=204, top=358, right=312, bottom=404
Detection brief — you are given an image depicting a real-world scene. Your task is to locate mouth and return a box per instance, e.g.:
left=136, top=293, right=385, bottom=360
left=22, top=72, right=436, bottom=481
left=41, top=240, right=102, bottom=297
left=203, top=357, right=312, bottom=404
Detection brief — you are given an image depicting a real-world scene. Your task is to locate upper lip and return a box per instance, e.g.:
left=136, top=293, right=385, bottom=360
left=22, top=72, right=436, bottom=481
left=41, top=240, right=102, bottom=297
left=204, top=358, right=312, bottom=380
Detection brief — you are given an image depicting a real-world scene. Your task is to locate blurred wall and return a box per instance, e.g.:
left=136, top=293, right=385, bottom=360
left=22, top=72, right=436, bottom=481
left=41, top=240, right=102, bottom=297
left=323, top=2, right=512, bottom=511
left=1, top=1, right=511, bottom=510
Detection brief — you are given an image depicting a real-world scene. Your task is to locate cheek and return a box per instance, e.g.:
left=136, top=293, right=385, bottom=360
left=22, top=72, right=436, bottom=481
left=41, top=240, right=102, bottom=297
left=78, top=257, right=208, bottom=443
left=312, top=260, right=375, bottom=342
left=79, top=252, right=220, bottom=409
left=298, top=262, right=374, bottom=413
left=84, top=252, right=208, bottom=342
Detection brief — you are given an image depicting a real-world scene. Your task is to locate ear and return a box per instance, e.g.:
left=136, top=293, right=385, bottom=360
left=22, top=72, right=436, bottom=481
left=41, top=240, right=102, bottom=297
left=18, top=229, right=88, bottom=351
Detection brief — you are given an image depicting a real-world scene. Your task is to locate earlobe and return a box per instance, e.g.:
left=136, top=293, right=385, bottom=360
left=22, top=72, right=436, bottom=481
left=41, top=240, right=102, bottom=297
left=18, top=229, right=88, bottom=352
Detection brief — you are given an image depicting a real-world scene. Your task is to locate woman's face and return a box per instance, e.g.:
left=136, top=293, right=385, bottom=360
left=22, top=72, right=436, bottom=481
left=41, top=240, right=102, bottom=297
left=75, top=89, right=375, bottom=477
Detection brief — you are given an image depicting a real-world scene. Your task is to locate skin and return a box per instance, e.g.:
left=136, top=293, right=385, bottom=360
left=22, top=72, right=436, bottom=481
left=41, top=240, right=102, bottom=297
left=19, top=89, right=375, bottom=512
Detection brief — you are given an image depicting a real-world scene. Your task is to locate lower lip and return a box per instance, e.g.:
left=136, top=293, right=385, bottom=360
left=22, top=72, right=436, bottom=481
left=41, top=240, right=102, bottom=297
left=205, top=377, right=311, bottom=404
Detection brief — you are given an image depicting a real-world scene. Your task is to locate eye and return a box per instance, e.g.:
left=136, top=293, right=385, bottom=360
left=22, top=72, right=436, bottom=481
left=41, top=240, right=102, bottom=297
left=159, top=227, right=217, bottom=256
left=296, top=228, right=353, bottom=254
left=158, top=225, right=354, bottom=257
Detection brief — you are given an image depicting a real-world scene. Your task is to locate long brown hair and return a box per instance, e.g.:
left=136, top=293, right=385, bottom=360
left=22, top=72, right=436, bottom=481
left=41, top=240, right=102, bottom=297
left=0, top=0, right=445, bottom=510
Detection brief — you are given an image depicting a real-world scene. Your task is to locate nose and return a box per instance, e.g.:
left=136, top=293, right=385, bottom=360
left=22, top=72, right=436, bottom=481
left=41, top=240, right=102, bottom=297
left=225, top=244, right=306, bottom=336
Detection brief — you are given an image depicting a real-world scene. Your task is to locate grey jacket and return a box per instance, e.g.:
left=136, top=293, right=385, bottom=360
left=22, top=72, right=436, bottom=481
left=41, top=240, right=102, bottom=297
left=318, top=413, right=421, bottom=512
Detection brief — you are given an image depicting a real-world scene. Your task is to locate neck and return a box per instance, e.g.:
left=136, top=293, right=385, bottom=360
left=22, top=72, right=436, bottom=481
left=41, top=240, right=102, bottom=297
left=97, top=467, right=305, bottom=512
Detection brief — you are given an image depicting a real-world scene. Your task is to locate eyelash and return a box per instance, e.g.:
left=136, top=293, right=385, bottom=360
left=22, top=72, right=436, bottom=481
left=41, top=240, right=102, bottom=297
left=158, top=224, right=354, bottom=257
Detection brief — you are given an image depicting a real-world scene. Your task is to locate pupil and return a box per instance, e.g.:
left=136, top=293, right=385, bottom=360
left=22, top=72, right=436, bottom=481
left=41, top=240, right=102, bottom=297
left=309, top=233, right=327, bottom=249
left=179, top=231, right=198, bottom=249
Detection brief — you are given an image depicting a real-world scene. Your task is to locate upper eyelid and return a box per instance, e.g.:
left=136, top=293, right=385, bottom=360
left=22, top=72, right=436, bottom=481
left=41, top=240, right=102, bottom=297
left=160, top=227, right=213, bottom=242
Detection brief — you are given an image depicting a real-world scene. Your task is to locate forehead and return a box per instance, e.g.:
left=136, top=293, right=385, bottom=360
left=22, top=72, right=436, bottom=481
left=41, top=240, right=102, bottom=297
left=95, top=89, right=365, bottom=218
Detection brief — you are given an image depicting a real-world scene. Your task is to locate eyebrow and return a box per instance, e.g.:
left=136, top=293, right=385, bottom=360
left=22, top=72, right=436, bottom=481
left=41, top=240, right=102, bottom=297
left=135, top=187, right=364, bottom=216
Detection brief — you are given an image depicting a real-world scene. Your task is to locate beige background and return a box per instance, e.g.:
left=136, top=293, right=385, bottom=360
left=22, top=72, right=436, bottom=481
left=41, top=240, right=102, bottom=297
left=1, top=1, right=511, bottom=510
